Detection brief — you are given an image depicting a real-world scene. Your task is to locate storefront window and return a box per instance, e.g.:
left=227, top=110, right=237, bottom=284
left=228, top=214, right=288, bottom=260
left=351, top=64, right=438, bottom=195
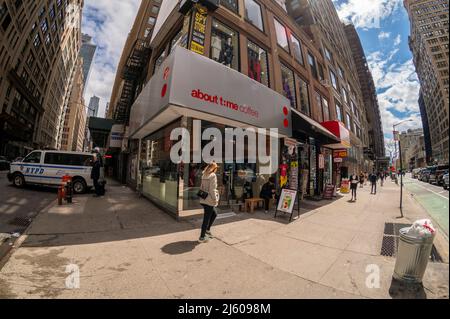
left=291, top=35, right=304, bottom=65
left=247, top=40, right=269, bottom=86
left=141, top=121, right=180, bottom=211
left=221, top=0, right=238, bottom=13
left=274, top=19, right=289, bottom=52
left=297, top=76, right=310, bottom=115
left=244, top=0, right=264, bottom=31
left=211, top=20, right=239, bottom=71
left=281, top=63, right=296, bottom=108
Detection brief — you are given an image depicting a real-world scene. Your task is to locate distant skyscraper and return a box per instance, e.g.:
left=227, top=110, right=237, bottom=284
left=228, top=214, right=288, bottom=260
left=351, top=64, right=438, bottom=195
left=80, top=34, right=97, bottom=94
left=88, top=96, right=100, bottom=118
left=404, top=0, right=449, bottom=163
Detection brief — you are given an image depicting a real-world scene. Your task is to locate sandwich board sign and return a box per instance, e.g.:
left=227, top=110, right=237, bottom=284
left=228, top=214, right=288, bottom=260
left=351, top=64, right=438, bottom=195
left=274, top=189, right=299, bottom=222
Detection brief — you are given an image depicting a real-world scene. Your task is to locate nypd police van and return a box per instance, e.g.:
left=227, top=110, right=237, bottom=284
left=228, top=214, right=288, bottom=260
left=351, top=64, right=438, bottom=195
left=7, top=150, right=101, bottom=194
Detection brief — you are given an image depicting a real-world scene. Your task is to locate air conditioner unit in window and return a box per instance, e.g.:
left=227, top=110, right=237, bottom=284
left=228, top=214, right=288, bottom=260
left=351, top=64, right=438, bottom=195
left=179, top=0, right=220, bottom=14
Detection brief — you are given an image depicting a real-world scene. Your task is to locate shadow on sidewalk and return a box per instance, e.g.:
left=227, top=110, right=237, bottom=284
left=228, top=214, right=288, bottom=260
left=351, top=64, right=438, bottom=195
left=161, top=241, right=200, bottom=255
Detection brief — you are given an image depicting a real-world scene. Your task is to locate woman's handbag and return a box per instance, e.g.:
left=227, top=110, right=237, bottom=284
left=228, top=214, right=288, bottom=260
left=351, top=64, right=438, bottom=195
left=197, top=189, right=209, bottom=199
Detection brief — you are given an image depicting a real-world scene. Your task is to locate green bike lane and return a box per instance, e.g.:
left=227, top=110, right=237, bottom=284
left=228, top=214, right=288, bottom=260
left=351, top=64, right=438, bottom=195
left=403, top=176, right=449, bottom=239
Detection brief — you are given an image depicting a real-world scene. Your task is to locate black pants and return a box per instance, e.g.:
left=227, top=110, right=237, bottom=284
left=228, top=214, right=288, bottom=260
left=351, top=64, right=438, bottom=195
left=371, top=182, right=377, bottom=194
left=351, top=187, right=357, bottom=199
left=200, top=204, right=217, bottom=238
left=93, top=179, right=101, bottom=196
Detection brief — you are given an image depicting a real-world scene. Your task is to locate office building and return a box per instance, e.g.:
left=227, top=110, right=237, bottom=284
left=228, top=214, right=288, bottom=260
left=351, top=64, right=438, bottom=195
left=88, top=95, right=100, bottom=118
left=80, top=33, right=97, bottom=93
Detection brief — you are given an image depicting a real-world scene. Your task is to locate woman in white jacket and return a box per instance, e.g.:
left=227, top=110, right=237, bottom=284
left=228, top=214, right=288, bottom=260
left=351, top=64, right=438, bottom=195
left=199, top=162, right=220, bottom=243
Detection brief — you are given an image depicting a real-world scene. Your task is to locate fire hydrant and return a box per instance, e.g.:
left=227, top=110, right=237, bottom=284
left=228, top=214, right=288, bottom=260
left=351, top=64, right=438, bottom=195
left=57, top=175, right=73, bottom=205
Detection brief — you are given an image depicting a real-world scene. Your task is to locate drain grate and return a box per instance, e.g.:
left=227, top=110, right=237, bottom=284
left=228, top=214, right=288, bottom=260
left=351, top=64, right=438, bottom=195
left=8, top=217, right=31, bottom=227
left=381, top=236, right=396, bottom=256
left=381, top=223, right=443, bottom=262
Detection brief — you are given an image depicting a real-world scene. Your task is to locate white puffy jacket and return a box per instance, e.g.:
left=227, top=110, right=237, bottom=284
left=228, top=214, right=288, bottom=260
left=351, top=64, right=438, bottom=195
left=199, top=173, right=219, bottom=207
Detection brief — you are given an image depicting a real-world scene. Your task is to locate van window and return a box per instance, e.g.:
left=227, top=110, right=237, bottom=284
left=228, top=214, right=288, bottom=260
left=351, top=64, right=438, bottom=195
left=44, top=153, right=93, bottom=166
left=23, top=151, right=42, bottom=163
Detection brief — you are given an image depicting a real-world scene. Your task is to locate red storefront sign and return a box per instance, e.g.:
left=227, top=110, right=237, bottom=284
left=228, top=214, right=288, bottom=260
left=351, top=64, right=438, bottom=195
left=321, top=121, right=351, bottom=149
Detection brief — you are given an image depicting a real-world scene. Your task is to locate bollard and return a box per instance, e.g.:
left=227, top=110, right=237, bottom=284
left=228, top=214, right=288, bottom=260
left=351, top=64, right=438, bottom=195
left=65, top=180, right=73, bottom=204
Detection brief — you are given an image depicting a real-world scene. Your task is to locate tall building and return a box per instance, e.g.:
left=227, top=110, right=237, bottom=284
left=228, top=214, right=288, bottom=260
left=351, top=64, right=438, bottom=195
left=284, top=0, right=372, bottom=174
left=0, top=0, right=84, bottom=158
left=344, top=23, right=385, bottom=160
left=107, top=0, right=378, bottom=217
left=88, top=95, right=100, bottom=117
left=61, top=58, right=87, bottom=151
left=404, top=0, right=449, bottom=163
left=398, top=128, right=425, bottom=169
left=80, top=33, right=96, bottom=93
left=418, top=89, right=433, bottom=163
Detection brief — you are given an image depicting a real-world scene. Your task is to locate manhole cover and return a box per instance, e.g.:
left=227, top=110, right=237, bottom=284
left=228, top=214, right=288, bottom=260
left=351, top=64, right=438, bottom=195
left=8, top=217, right=31, bottom=227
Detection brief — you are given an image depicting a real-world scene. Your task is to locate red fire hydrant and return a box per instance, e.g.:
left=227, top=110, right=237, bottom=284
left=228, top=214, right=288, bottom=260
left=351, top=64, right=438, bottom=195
left=57, top=175, right=72, bottom=205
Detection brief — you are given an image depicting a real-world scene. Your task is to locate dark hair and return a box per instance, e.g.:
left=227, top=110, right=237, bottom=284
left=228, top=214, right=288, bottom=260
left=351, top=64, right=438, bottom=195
left=269, top=177, right=276, bottom=184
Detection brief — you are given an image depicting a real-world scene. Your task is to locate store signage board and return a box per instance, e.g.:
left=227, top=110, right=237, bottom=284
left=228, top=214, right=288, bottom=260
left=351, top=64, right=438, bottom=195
left=130, top=47, right=293, bottom=138
left=323, top=184, right=335, bottom=199
left=334, top=157, right=343, bottom=163
left=318, top=154, right=325, bottom=169
left=275, top=189, right=299, bottom=222
left=333, top=149, right=348, bottom=158
left=190, top=5, right=207, bottom=55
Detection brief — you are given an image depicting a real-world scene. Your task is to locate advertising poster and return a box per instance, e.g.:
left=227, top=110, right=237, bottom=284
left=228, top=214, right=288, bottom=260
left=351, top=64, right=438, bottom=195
left=340, top=179, right=350, bottom=194
left=289, top=161, right=299, bottom=190
left=190, top=5, right=207, bottom=55
left=277, top=189, right=298, bottom=214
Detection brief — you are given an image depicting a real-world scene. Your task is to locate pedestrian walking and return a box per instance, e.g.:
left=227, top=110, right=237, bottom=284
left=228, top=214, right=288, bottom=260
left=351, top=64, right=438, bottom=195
left=369, top=171, right=377, bottom=194
left=91, top=153, right=102, bottom=197
left=364, top=172, right=368, bottom=186
left=359, top=172, right=365, bottom=188
left=260, top=177, right=277, bottom=213
left=380, top=171, right=384, bottom=187
left=350, top=173, right=359, bottom=201
left=198, top=162, right=219, bottom=243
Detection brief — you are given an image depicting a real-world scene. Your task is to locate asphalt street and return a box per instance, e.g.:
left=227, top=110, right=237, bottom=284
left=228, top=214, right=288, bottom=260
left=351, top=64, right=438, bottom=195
left=403, top=174, right=449, bottom=239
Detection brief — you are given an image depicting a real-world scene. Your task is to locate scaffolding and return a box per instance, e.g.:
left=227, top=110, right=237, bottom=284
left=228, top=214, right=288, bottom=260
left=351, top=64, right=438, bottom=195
left=114, top=39, right=151, bottom=125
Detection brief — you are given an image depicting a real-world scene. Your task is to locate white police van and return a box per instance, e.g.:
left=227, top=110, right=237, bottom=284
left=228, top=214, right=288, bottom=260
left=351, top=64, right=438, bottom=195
left=7, top=150, right=101, bottom=194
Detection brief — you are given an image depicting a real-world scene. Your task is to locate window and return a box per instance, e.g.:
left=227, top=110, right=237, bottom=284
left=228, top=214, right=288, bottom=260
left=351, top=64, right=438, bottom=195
left=335, top=101, right=343, bottom=122
left=153, top=50, right=166, bottom=74
left=40, top=18, right=48, bottom=33
left=337, top=65, right=344, bottom=78
left=330, top=69, right=338, bottom=90
left=221, top=0, right=238, bottom=12
left=169, top=29, right=183, bottom=54
left=280, top=63, right=296, bottom=108
left=314, top=92, right=323, bottom=122
left=324, top=47, right=332, bottom=61
left=211, top=20, right=239, bottom=71
left=297, top=76, right=310, bottom=115
left=151, top=6, right=159, bottom=14
left=274, top=0, right=287, bottom=11
left=345, top=113, right=351, bottom=130
left=307, top=52, right=318, bottom=79
left=44, top=153, right=93, bottom=166
left=148, top=17, right=156, bottom=25
left=291, top=35, right=304, bottom=65
left=317, top=63, right=325, bottom=81
left=244, top=0, right=263, bottom=31
left=322, top=97, right=330, bottom=121
left=23, top=151, right=42, bottom=163
left=342, top=87, right=349, bottom=104
left=274, top=19, right=289, bottom=52
left=247, top=40, right=269, bottom=86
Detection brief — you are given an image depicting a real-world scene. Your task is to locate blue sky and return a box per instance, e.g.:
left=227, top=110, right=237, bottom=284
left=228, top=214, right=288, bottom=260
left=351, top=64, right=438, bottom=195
left=82, top=0, right=422, bottom=148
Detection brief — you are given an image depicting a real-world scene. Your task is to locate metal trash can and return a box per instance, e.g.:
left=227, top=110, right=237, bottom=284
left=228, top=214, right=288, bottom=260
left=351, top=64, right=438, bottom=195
left=393, top=227, right=435, bottom=283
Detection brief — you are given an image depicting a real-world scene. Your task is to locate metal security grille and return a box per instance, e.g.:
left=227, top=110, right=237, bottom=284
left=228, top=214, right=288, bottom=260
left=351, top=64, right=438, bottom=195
left=380, top=223, right=443, bottom=262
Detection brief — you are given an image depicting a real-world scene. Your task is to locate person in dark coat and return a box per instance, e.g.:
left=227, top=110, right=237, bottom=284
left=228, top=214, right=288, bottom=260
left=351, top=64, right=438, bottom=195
left=260, top=177, right=276, bottom=213
left=349, top=173, right=359, bottom=201
left=369, top=171, right=377, bottom=194
left=91, top=153, right=102, bottom=197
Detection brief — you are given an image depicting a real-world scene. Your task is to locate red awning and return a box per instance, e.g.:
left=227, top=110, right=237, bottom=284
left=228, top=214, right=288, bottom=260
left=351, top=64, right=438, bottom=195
left=321, top=121, right=351, bottom=149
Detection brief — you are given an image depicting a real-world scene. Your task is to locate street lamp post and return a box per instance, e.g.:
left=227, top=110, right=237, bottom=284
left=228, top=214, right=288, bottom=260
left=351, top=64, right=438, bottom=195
left=393, top=119, right=414, bottom=217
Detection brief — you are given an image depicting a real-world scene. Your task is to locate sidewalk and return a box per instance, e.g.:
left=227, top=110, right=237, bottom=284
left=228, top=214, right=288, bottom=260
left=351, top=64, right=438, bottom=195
left=0, top=178, right=448, bottom=299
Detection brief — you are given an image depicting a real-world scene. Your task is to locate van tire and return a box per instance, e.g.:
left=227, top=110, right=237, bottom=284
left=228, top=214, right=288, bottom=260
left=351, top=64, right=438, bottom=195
left=72, top=178, right=87, bottom=194
left=13, top=173, right=25, bottom=188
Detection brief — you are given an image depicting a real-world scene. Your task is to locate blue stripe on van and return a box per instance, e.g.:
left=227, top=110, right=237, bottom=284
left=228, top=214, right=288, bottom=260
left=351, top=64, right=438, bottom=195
left=19, top=164, right=86, bottom=170
left=24, top=175, right=62, bottom=179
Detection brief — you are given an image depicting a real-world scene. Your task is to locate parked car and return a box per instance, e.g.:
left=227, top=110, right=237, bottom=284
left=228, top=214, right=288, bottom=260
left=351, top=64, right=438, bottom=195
left=429, top=164, right=449, bottom=185
left=437, top=169, right=449, bottom=186
left=0, top=156, right=11, bottom=171
left=7, top=150, right=103, bottom=194
left=443, top=173, right=449, bottom=190
left=412, top=168, right=423, bottom=179
left=419, top=168, right=431, bottom=182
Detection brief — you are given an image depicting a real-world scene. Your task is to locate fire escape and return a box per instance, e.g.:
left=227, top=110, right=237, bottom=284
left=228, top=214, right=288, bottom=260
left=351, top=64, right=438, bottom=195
left=114, top=39, right=152, bottom=125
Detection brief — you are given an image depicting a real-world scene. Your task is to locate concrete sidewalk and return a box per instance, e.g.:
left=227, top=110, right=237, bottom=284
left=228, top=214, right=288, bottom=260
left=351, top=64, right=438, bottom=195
left=0, top=178, right=448, bottom=299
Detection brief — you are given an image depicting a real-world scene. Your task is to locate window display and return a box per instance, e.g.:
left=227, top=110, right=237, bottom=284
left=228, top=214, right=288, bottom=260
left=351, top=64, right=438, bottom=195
left=247, top=40, right=269, bottom=86
left=211, top=20, right=239, bottom=70
left=281, top=63, right=296, bottom=108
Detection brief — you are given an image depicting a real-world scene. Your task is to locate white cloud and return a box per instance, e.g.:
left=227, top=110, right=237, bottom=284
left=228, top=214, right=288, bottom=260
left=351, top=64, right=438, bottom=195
left=393, top=34, right=402, bottom=46
left=81, top=0, right=141, bottom=117
left=378, top=31, right=391, bottom=40
left=335, top=0, right=403, bottom=29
